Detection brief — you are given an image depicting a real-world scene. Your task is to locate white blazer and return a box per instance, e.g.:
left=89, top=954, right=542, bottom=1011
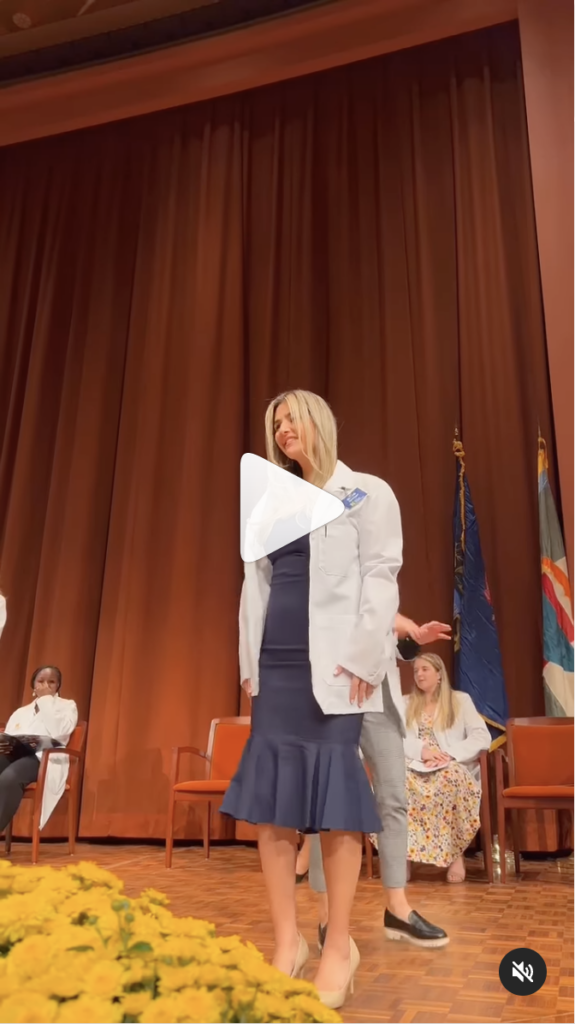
left=5, top=694, right=78, bottom=828
left=403, top=692, right=491, bottom=784
left=239, top=460, right=403, bottom=717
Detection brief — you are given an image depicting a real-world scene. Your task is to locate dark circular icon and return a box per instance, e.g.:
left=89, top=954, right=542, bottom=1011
left=499, top=948, right=547, bottom=995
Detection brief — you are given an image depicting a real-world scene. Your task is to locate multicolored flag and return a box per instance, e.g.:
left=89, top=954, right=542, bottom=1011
left=453, top=437, right=508, bottom=747
left=538, top=434, right=574, bottom=716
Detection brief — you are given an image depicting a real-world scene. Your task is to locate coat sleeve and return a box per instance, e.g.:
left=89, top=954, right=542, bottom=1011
left=238, top=558, right=272, bottom=685
left=339, top=480, right=402, bottom=686
left=33, top=696, right=78, bottom=743
left=447, top=694, right=491, bottom=763
left=0, top=595, right=6, bottom=641
left=239, top=575, right=251, bottom=684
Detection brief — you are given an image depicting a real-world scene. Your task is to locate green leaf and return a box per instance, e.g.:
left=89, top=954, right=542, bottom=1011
left=66, top=944, right=95, bottom=953
left=127, top=941, right=153, bottom=955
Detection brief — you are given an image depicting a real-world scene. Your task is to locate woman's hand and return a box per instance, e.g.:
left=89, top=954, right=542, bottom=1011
left=394, top=614, right=423, bottom=641
left=418, top=621, right=452, bottom=645
left=241, top=679, right=253, bottom=698
left=421, top=745, right=452, bottom=767
left=333, top=665, right=375, bottom=707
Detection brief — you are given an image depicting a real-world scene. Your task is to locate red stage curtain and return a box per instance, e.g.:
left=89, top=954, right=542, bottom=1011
left=0, top=23, right=557, bottom=839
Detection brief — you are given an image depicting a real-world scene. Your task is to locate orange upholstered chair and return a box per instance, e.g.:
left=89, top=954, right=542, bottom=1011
left=494, top=717, right=574, bottom=882
left=165, top=716, right=251, bottom=867
left=3, top=721, right=88, bottom=864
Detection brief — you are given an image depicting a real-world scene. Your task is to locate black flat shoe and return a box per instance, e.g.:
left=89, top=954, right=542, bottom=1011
left=317, top=922, right=328, bottom=952
left=295, top=870, right=309, bottom=885
left=384, top=909, right=449, bottom=948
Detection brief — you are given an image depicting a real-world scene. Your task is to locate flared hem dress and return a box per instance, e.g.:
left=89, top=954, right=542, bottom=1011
left=221, top=533, right=381, bottom=834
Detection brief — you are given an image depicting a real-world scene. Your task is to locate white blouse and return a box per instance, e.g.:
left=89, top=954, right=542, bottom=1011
left=403, top=691, right=491, bottom=784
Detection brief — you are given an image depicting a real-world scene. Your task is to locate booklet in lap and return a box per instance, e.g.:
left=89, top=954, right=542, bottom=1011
left=0, top=733, right=62, bottom=759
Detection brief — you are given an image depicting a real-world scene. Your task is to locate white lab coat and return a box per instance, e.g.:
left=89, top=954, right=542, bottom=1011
left=5, top=694, right=78, bottom=828
left=239, top=460, right=403, bottom=717
left=403, top=691, right=491, bottom=784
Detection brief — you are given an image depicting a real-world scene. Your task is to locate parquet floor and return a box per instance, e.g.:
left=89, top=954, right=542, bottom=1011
left=6, top=841, right=573, bottom=1024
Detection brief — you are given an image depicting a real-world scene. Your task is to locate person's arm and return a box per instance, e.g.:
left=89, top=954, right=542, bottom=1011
left=339, top=480, right=402, bottom=687
left=33, top=696, right=78, bottom=742
left=444, top=694, right=491, bottom=762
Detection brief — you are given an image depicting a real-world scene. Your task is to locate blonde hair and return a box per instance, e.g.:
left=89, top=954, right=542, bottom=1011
left=405, top=653, right=458, bottom=732
left=264, top=390, right=338, bottom=488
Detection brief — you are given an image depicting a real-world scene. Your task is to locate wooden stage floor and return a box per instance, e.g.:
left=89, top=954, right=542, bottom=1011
left=7, top=842, right=573, bottom=1024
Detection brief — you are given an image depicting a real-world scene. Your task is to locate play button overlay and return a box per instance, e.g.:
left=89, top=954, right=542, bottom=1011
left=241, top=453, right=344, bottom=562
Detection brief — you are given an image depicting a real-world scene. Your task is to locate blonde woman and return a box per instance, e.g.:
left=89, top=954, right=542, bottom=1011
left=222, top=390, right=402, bottom=1008
left=404, top=654, right=490, bottom=883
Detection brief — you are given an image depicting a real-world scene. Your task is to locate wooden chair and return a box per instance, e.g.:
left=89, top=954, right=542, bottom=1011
left=166, top=716, right=251, bottom=867
left=477, top=748, right=495, bottom=883
left=494, top=717, right=574, bottom=883
left=3, top=721, right=88, bottom=864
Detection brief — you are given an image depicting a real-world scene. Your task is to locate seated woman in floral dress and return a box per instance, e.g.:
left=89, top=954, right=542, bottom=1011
left=403, top=654, right=490, bottom=883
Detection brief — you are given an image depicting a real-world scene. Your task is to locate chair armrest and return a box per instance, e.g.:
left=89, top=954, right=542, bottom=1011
left=34, top=746, right=81, bottom=802
left=170, top=746, right=209, bottom=787
left=41, top=747, right=83, bottom=761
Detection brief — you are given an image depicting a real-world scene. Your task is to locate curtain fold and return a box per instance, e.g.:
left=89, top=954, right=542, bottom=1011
left=0, top=23, right=556, bottom=839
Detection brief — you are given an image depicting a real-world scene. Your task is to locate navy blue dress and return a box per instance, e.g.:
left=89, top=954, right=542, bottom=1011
left=221, top=533, right=381, bottom=833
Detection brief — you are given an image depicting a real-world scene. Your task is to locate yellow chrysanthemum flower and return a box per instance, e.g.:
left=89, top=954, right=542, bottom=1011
left=0, top=993, right=57, bottom=1024
left=0, top=862, right=341, bottom=1024
left=120, top=990, right=154, bottom=1016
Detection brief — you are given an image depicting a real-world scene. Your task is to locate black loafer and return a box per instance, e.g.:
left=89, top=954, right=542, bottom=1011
left=384, top=909, right=449, bottom=948
left=317, top=922, right=328, bottom=952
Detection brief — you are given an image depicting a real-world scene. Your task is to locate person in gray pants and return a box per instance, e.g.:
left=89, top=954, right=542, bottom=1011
left=307, top=616, right=451, bottom=949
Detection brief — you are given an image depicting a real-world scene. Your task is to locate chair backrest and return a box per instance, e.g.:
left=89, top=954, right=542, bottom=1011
left=507, top=717, right=574, bottom=787
left=206, top=717, right=251, bottom=781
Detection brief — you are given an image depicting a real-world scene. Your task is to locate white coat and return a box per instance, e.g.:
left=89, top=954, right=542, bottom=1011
left=5, top=694, right=78, bottom=828
left=403, top=691, right=491, bottom=784
left=239, top=460, right=403, bottom=717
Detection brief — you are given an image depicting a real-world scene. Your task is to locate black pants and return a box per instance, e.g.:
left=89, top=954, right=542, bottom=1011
left=0, top=754, right=39, bottom=832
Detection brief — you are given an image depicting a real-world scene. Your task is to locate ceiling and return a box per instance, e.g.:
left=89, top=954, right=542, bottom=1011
left=0, top=1, right=219, bottom=53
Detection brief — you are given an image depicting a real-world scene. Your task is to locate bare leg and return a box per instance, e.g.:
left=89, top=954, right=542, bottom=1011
left=258, top=825, right=300, bottom=973
left=296, top=834, right=311, bottom=876
left=313, top=831, right=361, bottom=992
left=317, top=891, right=329, bottom=926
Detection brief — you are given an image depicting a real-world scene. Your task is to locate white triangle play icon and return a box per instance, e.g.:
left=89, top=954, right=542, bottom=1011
left=240, top=454, right=345, bottom=562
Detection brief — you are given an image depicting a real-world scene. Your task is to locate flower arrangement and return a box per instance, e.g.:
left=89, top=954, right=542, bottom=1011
left=0, top=861, right=341, bottom=1024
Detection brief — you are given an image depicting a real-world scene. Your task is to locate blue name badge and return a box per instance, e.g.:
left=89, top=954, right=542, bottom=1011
left=342, top=487, right=368, bottom=510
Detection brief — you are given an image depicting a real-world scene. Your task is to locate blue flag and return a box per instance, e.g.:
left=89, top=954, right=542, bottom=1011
left=453, top=438, right=508, bottom=746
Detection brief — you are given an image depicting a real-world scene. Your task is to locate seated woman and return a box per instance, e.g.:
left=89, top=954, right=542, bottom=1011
left=404, top=654, right=490, bottom=883
left=0, top=665, right=78, bottom=834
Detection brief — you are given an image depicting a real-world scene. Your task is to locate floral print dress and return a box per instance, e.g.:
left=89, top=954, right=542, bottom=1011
left=404, top=711, right=481, bottom=867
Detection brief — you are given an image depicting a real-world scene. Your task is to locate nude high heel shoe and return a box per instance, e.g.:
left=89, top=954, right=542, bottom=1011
left=290, top=934, right=310, bottom=979
left=317, top=937, right=360, bottom=1009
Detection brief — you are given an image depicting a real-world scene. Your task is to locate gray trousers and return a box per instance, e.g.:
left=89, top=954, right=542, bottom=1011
left=309, top=678, right=407, bottom=892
